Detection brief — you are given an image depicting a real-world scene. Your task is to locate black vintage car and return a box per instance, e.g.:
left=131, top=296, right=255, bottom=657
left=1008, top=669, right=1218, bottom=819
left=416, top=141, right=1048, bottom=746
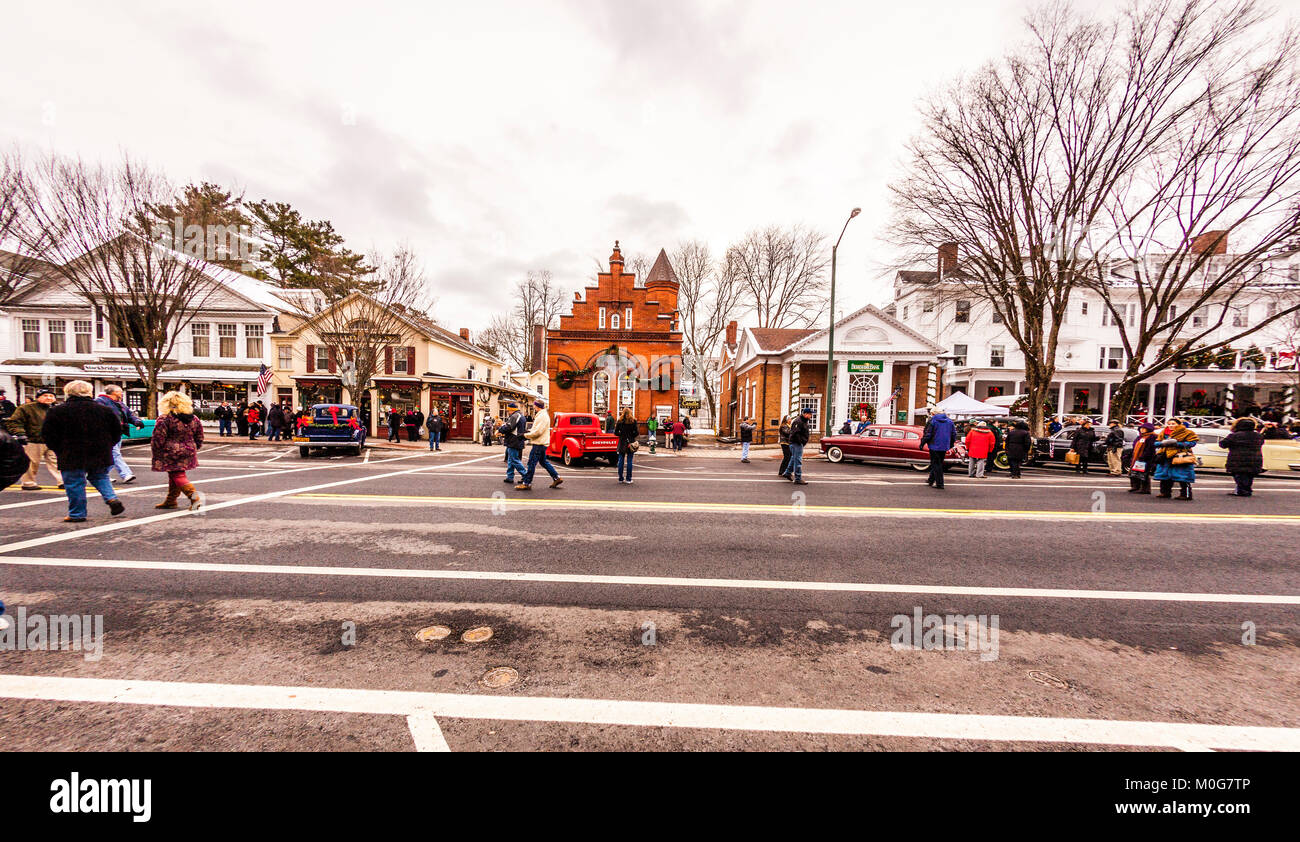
left=1030, top=424, right=1139, bottom=469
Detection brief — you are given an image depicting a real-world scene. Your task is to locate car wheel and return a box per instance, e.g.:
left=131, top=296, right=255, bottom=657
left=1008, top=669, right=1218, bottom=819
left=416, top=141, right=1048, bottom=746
left=563, top=448, right=574, bottom=467
left=910, top=461, right=929, bottom=471
left=826, top=446, right=844, bottom=463
left=606, top=454, right=618, bottom=466
left=298, top=447, right=310, bottom=458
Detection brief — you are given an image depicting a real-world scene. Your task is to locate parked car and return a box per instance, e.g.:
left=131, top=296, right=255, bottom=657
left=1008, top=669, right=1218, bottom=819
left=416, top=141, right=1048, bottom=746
left=1190, top=428, right=1300, bottom=473
left=819, top=424, right=967, bottom=472
left=547, top=412, right=620, bottom=466
left=293, top=404, right=367, bottom=457
left=1031, top=424, right=1138, bottom=469
left=121, top=417, right=156, bottom=444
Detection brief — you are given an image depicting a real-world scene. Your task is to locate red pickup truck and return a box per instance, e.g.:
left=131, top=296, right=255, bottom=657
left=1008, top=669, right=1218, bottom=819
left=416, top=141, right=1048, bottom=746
left=546, top=412, right=620, bottom=466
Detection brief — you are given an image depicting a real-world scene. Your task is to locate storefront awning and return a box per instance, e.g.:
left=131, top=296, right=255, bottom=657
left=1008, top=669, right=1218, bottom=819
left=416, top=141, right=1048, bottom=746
left=160, top=369, right=260, bottom=382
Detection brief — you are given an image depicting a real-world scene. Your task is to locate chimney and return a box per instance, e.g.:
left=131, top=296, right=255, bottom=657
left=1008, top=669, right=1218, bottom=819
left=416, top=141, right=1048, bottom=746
left=459, top=328, right=471, bottom=341
left=531, top=323, right=546, bottom=372
left=938, top=242, right=959, bottom=277
left=726, top=320, right=737, bottom=347
left=1190, top=230, right=1228, bottom=255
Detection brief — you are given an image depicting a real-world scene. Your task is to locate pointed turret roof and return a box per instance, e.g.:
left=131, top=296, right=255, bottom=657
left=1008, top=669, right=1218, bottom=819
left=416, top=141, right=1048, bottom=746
left=644, top=248, right=679, bottom=285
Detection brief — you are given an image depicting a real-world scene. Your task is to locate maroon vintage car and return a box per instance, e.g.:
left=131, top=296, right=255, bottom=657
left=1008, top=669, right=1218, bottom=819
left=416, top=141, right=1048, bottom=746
left=546, top=412, right=621, bottom=466
left=819, top=423, right=967, bottom=472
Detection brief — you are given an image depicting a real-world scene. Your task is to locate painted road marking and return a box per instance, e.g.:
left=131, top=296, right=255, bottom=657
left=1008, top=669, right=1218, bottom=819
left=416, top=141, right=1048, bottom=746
left=287, top=493, right=1300, bottom=523
left=0, top=674, right=1292, bottom=750
left=406, top=710, right=452, bottom=752
left=1, top=555, right=1294, bottom=604
left=0, top=448, right=451, bottom=512
left=0, top=454, right=501, bottom=556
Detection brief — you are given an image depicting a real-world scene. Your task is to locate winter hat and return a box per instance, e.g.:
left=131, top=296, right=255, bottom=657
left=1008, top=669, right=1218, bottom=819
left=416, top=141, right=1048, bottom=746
left=506, top=400, right=518, bottom=408
left=534, top=399, right=546, bottom=408
left=35, top=388, right=54, bottom=398
left=800, top=407, right=813, bottom=415
left=1139, top=423, right=1155, bottom=432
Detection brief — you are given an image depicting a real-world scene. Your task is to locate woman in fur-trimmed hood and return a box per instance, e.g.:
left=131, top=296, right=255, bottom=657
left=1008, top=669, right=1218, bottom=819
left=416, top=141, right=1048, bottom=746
left=151, top=391, right=205, bottom=510
left=1152, top=418, right=1198, bottom=500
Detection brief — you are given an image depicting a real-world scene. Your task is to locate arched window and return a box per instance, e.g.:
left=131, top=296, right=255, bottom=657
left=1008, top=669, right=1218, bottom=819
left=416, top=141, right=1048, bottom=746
left=618, top=372, right=635, bottom=410
left=592, top=371, right=610, bottom=412
left=611, top=314, right=621, bottom=330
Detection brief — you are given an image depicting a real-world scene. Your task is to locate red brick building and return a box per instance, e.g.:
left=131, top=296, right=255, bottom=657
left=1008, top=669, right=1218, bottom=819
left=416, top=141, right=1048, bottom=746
left=545, top=242, right=682, bottom=429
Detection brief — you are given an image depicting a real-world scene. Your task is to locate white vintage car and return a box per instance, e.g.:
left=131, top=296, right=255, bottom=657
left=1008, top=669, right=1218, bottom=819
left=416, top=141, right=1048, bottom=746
left=1191, top=428, right=1300, bottom=473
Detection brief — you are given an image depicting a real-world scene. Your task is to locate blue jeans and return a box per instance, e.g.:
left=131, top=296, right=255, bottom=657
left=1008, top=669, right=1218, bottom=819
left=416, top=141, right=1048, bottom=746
left=741, top=441, right=750, bottom=460
left=522, top=444, right=558, bottom=485
left=109, top=440, right=133, bottom=480
left=785, top=444, right=804, bottom=480
left=61, top=467, right=116, bottom=519
left=505, top=447, right=526, bottom=480
left=617, top=450, right=634, bottom=481
left=218, top=418, right=232, bottom=436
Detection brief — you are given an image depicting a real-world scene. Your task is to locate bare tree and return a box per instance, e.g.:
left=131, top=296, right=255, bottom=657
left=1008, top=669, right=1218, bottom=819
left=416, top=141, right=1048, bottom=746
left=303, top=244, right=431, bottom=404
left=1074, top=5, right=1300, bottom=417
left=887, top=0, right=1294, bottom=434
left=0, top=150, right=40, bottom=304
left=725, top=225, right=828, bottom=329
left=674, top=239, right=744, bottom=423
left=18, top=154, right=219, bottom=416
left=483, top=270, right=569, bottom=372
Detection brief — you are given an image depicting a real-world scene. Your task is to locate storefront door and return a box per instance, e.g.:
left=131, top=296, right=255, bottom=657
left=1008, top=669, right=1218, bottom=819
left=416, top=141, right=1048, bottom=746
left=450, top=396, right=473, bottom=438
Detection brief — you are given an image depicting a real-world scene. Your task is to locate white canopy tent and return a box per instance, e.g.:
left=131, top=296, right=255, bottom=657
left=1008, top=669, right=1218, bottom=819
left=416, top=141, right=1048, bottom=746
left=931, top=391, right=1006, bottom=417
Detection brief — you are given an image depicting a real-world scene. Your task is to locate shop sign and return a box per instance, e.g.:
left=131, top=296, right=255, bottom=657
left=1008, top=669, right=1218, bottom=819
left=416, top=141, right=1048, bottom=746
left=847, top=360, right=883, bottom=373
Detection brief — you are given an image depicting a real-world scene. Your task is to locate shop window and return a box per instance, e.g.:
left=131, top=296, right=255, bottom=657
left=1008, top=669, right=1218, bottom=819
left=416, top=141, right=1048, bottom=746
left=22, top=319, right=40, bottom=353
left=218, top=323, right=237, bottom=358
left=592, top=370, right=610, bottom=412
left=191, top=322, right=210, bottom=357
left=74, top=320, right=92, bottom=354
left=47, top=320, right=66, bottom=354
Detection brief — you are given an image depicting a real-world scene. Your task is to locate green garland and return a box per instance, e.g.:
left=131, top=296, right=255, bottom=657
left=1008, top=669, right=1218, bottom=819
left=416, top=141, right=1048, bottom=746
left=554, top=345, right=620, bottom=389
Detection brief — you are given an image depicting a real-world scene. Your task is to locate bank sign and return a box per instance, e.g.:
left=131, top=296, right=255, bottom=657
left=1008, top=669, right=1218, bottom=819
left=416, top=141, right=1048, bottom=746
left=847, top=360, right=884, bottom=373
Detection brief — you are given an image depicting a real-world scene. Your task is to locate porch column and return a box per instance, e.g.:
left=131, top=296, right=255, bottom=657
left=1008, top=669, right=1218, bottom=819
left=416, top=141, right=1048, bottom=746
left=906, top=363, right=918, bottom=422
left=926, top=364, right=937, bottom=407
left=1224, top=380, right=1236, bottom=419
left=834, top=358, right=849, bottom=429
left=1101, top=381, right=1112, bottom=425
left=880, top=360, right=894, bottom=423
left=1057, top=382, right=1068, bottom=419
left=1165, top=380, right=1177, bottom=423
left=969, top=378, right=978, bottom=401
left=369, top=387, right=380, bottom=437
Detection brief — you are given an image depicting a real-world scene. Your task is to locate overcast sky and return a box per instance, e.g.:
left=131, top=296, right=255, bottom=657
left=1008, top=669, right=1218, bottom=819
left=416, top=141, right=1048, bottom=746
left=11, top=0, right=1289, bottom=332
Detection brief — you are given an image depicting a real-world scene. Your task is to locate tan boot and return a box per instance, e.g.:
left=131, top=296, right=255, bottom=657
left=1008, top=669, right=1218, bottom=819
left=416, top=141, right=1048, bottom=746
left=155, top=488, right=181, bottom=509
left=180, top=483, right=204, bottom=510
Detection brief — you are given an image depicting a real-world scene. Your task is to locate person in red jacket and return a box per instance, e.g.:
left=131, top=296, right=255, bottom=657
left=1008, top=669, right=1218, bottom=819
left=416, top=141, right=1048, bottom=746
left=964, top=420, right=996, bottom=478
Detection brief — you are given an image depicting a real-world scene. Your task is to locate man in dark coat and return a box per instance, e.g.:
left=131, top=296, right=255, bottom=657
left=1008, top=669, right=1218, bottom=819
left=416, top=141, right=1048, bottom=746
left=0, top=427, right=30, bottom=491
left=236, top=400, right=249, bottom=436
left=387, top=407, right=403, bottom=442
left=426, top=412, right=446, bottom=451
left=1070, top=420, right=1099, bottom=474
left=781, top=407, right=812, bottom=485
left=40, top=381, right=125, bottom=523
left=918, top=411, right=956, bottom=489
left=1103, top=419, right=1126, bottom=476
left=0, top=388, right=15, bottom=421
left=214, top=401, right=234, bottom=436
left=411, top=409, right=425, bottom=442
left=266, top=402, right=285, bottom=442
left=1003, top=421, right=1032, bottom=479
left=1221, top=418, right=1265, bottom=497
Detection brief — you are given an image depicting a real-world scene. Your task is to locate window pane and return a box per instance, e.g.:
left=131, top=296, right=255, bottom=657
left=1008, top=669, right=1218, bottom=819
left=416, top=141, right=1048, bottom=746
left=278, top=346, right=293, bottom=368
left=218, top=323, right=236, bottom=357
left=245, top=324, right=263, bottom=359
left=22, top=319, right=40, bottom=353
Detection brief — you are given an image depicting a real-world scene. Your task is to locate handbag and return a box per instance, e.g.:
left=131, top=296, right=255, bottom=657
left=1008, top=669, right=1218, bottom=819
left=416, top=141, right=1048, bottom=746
left=1170, top=451, right=1197, bottom=466
left=1130, top=460, right=1146, bottom=473
left=627, top=440, right=639, bottom=453
left=1064, top=450, right=1080, bottom=465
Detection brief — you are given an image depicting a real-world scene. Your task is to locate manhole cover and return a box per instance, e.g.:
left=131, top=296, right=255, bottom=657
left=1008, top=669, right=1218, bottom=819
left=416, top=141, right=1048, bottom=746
left=415, top=625, right=451, bottom=642
left=480, top=667, right=519, bottom=689
left=1028, top=670, right=1069, bottom=690
left=462, top=626, right=493, bottom=643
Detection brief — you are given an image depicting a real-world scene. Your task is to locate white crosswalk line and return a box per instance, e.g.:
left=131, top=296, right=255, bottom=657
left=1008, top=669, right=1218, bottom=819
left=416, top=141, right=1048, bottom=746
left=406, top=710, right=452, bottom=752
left=0, top=674, right=1293, bottom=750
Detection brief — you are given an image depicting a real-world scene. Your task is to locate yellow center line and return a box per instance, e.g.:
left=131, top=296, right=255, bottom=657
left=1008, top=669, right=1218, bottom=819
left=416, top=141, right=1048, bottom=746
left=290, top=493, right=1300, bottom=522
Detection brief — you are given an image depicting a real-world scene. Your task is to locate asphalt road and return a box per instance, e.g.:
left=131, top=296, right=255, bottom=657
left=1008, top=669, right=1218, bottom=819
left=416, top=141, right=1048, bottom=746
left=1, top=442, right=1297, bottom=751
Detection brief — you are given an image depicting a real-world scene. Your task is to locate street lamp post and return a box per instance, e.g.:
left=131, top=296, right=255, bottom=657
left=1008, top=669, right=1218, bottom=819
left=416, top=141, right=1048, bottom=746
left=825, top=207, right=861, bottom=437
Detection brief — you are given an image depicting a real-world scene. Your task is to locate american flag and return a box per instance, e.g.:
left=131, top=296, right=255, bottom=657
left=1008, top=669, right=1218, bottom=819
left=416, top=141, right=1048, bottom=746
left=256, top=363, right=273, bottom=395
